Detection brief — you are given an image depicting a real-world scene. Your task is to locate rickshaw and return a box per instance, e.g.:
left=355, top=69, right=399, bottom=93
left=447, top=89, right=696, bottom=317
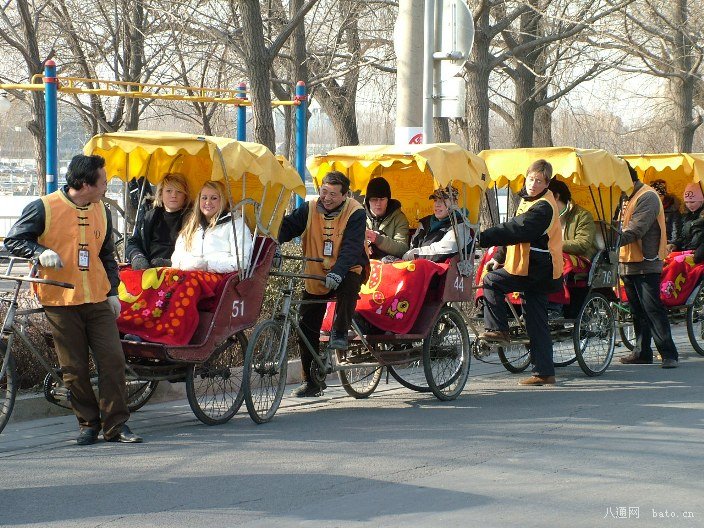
left=620, top=153, right=704, bottom=356
left=0, top=131, right=305, bottom=433
left=473, top=147, right=633, bottom=376
left=241, top=143, right=488, bottom=423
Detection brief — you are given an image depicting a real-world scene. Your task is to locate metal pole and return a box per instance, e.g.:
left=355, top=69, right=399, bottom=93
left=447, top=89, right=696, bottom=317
left=236, top=82, right=247, bottom=142
left=44, top=60, right=58, bottom=194
left=394, top=0, right=424, bottom=145
left=422, top=0, right=435, bottom=144
left=295, top=81, right=308, bottom=208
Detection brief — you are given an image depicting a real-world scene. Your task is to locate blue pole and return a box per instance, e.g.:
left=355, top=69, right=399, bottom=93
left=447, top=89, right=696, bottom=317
left=44, top=60, right=58, bottom=194
left=294, top=81, right=308, bottom=207
left=236, top=82, right=247, bottom=141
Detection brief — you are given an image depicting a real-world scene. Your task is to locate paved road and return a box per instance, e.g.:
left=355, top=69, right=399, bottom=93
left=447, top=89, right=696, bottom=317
left=1, top=335, right=702, bottom=528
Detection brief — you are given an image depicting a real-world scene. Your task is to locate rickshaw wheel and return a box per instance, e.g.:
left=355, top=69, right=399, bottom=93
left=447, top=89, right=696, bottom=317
left=186, top=331, right=247, bottom=425
left=616, top=304, right=635, bottom=351
left=422, top=306, right=471, bottom=401
left=243, top=320, right=288, bottom=424
left=0, top=340, right=18, bottom=435
left=574, top=292, right=615, bottom=376
left=686, top=287, right=704, bottom=356
left=337, top=350, right=382, bottom=398
left=552, top=338, right=577, bottom=367
left=498, top=343, right=531, bottom=373
left=126, top=380, right=159, bottom=412
left=387, top=343, right=431, bottom=392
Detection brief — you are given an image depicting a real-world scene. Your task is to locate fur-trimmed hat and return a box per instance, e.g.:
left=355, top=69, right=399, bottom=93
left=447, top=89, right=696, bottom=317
left=365, top=177, right=391, bottom=200
left=429, top=185, right=459, bottom=201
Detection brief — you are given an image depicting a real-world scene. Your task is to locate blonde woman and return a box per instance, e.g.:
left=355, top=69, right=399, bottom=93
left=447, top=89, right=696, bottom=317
left=126, top=173, right=190, bottom=269
left=171, top=180, right=252, bottom=273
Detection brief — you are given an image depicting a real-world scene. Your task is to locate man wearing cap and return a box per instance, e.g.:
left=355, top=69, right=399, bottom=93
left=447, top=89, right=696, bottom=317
left=669, top=182, right=704, bottom=263
left=278, top=170, right=368, bottom=397
left=618, top=163, right=678, bottom=368
left=364, top=177, right=410, bottom=260
left=478, top=159, right=563, bottom=386
left=404, top=185, right=471, bottom=262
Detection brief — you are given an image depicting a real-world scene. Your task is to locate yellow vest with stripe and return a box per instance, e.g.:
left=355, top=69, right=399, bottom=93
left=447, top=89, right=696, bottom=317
left=35, top=191, right=111, bottom=306
left=302, top=199, right=363, bottom=295
left=504, top=190, right=564, bottom=280
left=619, top=184, right=667, bottom=263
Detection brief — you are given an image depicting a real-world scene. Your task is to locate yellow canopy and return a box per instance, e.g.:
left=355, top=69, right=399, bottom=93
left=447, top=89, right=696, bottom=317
left=479, top=147, right=634, bottom=220
left=622, top=153, right=704, bottom=205
left=307, top=143, right=489, bottom=225
left=84, top=130, right=306, bottom=235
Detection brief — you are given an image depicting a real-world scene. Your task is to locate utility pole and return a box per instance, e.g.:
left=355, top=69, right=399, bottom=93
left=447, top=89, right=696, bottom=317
left=394, top=0, right=424, bottom=145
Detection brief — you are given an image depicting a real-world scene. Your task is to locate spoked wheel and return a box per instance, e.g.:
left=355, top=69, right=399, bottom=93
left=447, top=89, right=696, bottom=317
left=386, top=341, right=431, bottom=392
left=616, top=304, right=635, bottom=351
left=186, top=332, right=247, bottom=425
left=337, top=352, right=383, bottom=399
left=574, top=293, right=615, bottom=376
left=498, top=343, right=531, bottom=373
left=243, top=320, right=288, bottom=424
left=422, top=306, right=471, bottom=401
left=686, top=287, right=704, bottom=356
left=126, top=380, right=159, bottom=412
left=0, top=340, right=18, bottom=435
left=552, top=337, right=578, bottom=367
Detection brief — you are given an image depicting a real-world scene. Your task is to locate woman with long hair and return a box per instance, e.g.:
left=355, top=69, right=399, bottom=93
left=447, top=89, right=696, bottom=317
left=171, top=180, right=252, bottom=273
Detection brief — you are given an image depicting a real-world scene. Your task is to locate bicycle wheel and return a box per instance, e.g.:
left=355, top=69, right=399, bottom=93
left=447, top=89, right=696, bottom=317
left=574, top=292, right=615, bottom=376
left=388, top=348, right=431, bottom=393
left=686, top=287, right=704, bottom=356
left=423, top=306, right=471, bottom=401
left=498, top=343, right=531, bottom=373
left=337, top=357, right=382, bottom=399
left=552, top=337, right=578, bottom=367
left=243, top=319, right=288, bottom=424
left=126, top=380, right=159, bottom=412
left=619, top=321, right=636, bottom=351
left=186, top=332, right=247, bottom=425
left=0, top=339, right=18, bottom=435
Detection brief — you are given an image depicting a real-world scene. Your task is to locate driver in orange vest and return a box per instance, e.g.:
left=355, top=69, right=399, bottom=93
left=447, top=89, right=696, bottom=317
left=479, top=159, right=563, bottom=386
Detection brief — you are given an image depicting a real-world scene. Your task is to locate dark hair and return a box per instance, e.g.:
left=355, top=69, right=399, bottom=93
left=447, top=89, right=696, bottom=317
left=548, top=179, right=571, bottom=202
left=527, top=159, right=553, bottom=182
left=66, top=154, right=106, bottom=190
left=322, top=170, right=350, bottom=194
left=625, top=160, right=638, bottom=182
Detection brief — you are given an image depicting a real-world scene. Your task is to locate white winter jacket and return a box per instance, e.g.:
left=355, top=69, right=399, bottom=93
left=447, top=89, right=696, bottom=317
left=171, top=212, right=252, bottom=273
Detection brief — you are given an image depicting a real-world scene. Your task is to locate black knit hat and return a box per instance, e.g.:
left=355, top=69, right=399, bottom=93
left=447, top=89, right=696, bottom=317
left=366, top=177, right=391, bottom=200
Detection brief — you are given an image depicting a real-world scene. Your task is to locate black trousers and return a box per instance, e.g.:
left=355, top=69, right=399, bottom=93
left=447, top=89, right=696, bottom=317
left=622, top=273, right=678, bottom=361
left=298, top=272, right=364, bottom=383
left=483, top=268, right=555, bottom=377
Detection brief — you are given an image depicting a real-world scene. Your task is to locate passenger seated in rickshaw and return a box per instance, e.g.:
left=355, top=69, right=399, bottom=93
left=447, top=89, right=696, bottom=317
left=667, top=182, right=704, bottom=263
left=547, top=179, right=597, bottom=318
left=651, top=179, right=682, bottom=245
left=402, top=185, right=472, bottom=262
left=126, top=173, right=191, bottom=269
left=364, top=176, right=410, bottom=260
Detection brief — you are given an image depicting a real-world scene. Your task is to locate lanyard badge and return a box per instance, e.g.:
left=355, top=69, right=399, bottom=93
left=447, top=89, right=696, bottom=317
left=78, top=249, right=90, bottom=269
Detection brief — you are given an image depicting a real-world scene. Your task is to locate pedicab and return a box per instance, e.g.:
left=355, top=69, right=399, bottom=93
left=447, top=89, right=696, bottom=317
left=620, top=153, right=704, bottom=356
left=53, top=131, right=304, bottom=425
left=474, top=147, right=633, bottom=376
left=241, top=143, right=487, bottom=423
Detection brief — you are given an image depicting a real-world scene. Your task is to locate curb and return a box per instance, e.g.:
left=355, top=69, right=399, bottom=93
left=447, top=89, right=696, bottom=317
left=9, top=359, right=304, bottom=424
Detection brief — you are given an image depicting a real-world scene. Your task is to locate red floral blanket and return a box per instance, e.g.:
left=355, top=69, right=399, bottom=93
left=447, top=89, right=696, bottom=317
left=660, top=251, right=704, bottom=307
left=117, top=268, right=230, bottom=345
left=474, top=247, right=591, bottom=305
left=322, top=259, right=449, bottom=334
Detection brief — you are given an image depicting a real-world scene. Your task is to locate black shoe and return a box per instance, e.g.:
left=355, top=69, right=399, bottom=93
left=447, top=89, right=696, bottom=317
left=104, top=424, right=143, bottom=443
left=76, top=428, right=99, bottom=446
left=619, top=354, right=653, bottom=365
left=661, top=358, right=679, bottom=369
left=328, top=332, right=348, bottom=351
left=291, top=381, right=327, bottom=398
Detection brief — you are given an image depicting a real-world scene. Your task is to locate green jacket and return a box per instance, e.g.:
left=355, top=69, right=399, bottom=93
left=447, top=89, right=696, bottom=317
left=365, top=200, right=410, bottom=259
left=561, top=202, right=596, bottom=259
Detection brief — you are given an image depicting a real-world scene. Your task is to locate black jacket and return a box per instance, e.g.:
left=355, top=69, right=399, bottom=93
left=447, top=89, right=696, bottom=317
left=125, top=206, right=188, bottom=263
left=662, top=194, right=682, bottom=244
left=4, top=187, right=120, bottom=296
left=673, top=206, right=704, bottom=263
left=278, top=198, right=368, bottom=279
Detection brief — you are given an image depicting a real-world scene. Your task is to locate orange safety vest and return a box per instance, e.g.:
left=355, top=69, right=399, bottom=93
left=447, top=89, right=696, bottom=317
left=504, top=190, right=564, bottom=280
left=302, top=198, right=363, bottom=295
left=35, top=191, right=111, bottom=306
left=619, top=184, right=667, bottom=263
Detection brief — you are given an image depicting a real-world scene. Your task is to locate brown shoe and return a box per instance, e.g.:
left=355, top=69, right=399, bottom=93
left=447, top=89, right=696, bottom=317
left=519, top=375, right=556, bottom=386
left=619, top=354, right=653, bottom=365
left=479, top=330, right=511, bottom=343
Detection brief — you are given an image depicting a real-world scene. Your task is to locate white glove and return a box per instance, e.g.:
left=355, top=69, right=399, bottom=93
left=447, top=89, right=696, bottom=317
left=485, top=258, right=502, bottom=272
left=182, top=255, right=208, bottom=271
left=107, top=295, right=121, bottom=318
left=325, top=272, right=342, bottom=290
left=403, top=248, right=420, bottom=261
left=39, top=249, right=63, bottom=269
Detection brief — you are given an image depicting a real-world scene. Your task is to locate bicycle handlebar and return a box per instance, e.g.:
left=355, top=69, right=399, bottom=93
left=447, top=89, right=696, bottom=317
left=0, top=274, right=74, bottom=289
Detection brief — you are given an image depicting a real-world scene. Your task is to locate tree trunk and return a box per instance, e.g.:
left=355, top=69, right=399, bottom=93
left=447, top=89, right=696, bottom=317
left=533, top=104, right=554, bottom=147
left=289, top=0, right=309, bottom=161
left=510, top=7, right=541, bottom=148
left=433, top=117, right=451, bottom=142
left=462, top=8, right=491, bottom=153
